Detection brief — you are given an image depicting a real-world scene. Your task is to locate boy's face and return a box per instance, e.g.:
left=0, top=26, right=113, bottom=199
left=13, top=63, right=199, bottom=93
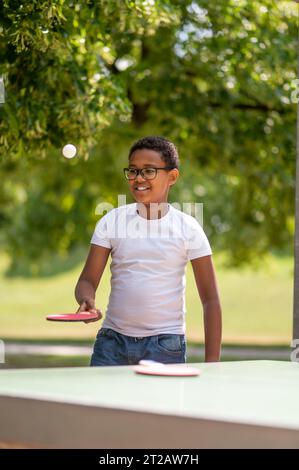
left=127, top=149, right=179, bottom=204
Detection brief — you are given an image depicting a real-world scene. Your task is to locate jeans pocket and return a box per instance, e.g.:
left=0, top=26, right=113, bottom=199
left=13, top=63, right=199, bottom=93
left=97, top=328, right=109, bottom=338
left=156, top=334, right=182, bottom=354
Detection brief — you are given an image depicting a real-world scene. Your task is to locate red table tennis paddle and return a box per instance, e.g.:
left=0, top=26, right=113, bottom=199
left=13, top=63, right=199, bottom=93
left=133, top=360, right=200, bottom=377
left=46, top=312, right=99, bottom=322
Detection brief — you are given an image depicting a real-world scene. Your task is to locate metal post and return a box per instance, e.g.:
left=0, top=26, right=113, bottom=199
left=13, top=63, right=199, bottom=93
left=293, top=23, right=299, bottom=341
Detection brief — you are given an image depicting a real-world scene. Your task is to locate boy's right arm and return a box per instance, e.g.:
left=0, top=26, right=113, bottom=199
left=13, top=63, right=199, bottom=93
left=75, top=244, right=111, bottom=323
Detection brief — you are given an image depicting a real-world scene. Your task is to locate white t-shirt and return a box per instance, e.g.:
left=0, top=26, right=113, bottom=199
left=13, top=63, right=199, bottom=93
left=90, top=203, right=212, bottom=337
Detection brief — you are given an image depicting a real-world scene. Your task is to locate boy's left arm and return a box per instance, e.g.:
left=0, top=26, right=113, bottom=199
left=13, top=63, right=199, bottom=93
left=191, top=255, right=222, bottom=362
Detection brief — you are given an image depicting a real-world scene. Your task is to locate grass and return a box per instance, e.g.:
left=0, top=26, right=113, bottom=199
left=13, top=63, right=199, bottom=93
left=1, top=354, right=91, bottom=369
left=0, top=249, right=293, bottom=345
left=3, top=349, right=290, bottom=369
left=0, top=355, right=216, bottom=368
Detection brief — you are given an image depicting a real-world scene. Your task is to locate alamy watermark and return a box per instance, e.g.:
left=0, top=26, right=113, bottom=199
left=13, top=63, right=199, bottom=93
left=93, top=195, right=207, bottom=251
left=290, top=339, right=299, bottom=362
left=0, top=77, right=5, bottom=104
left=95, top=195, right=204, bottom=225
left=290, top=79, right=299, bottom=104
left=0, top=340, right=5, bottom=364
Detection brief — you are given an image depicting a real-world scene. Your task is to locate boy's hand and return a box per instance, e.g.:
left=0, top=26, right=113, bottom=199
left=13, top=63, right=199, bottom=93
left=76, top=297, right=102, bottom=324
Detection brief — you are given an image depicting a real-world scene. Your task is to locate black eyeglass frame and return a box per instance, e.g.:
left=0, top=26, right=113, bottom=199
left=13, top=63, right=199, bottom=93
left=123, top=167, right=175, bottom=180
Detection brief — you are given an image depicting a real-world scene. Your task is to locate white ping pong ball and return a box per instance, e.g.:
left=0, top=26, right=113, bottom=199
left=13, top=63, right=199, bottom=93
left=62, top=144, right=77, bottom=159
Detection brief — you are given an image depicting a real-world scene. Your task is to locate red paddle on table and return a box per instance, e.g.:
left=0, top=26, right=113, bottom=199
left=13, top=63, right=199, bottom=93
left=133, top=360, right=201, bottom=377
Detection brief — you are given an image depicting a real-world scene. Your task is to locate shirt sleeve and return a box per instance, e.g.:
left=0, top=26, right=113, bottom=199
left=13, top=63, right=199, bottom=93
left=90, top=214, right=112, bottom=249
left=184, top=219, right=212, bottom=261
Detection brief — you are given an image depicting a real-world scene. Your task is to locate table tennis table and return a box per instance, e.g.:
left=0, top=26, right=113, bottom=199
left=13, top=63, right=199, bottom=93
left=0, top=360, right=299, bottom=449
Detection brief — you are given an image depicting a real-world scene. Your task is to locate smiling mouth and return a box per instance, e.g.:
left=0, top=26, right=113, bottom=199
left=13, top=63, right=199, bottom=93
left=134, top=186, right=150, bottom=192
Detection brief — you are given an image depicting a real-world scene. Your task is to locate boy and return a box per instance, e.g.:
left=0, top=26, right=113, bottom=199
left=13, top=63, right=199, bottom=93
left=75, top=136, right=222, bottom=366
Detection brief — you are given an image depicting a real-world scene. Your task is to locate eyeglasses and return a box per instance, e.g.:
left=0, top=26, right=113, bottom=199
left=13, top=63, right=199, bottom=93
left=123, top=167, right=174, bottom=180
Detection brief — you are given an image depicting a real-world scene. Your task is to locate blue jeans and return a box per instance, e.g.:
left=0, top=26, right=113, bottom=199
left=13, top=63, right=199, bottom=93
left=90, top=328, right=186, bottom=366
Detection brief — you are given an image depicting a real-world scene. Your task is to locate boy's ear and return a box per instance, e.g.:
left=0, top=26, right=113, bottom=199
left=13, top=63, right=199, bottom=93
left=169, top=168, right=179, bottom=186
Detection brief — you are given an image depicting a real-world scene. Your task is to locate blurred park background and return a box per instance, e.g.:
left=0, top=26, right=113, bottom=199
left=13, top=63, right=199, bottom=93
left=0, top=0, right=297, bottom=367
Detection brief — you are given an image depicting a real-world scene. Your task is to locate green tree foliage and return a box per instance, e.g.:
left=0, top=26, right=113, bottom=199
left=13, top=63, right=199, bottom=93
left=0, top=0, right=297, bottom=274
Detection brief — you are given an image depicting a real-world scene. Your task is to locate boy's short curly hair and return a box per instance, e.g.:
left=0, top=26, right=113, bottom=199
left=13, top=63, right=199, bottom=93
left=128, top=136, right=180, bottom=169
